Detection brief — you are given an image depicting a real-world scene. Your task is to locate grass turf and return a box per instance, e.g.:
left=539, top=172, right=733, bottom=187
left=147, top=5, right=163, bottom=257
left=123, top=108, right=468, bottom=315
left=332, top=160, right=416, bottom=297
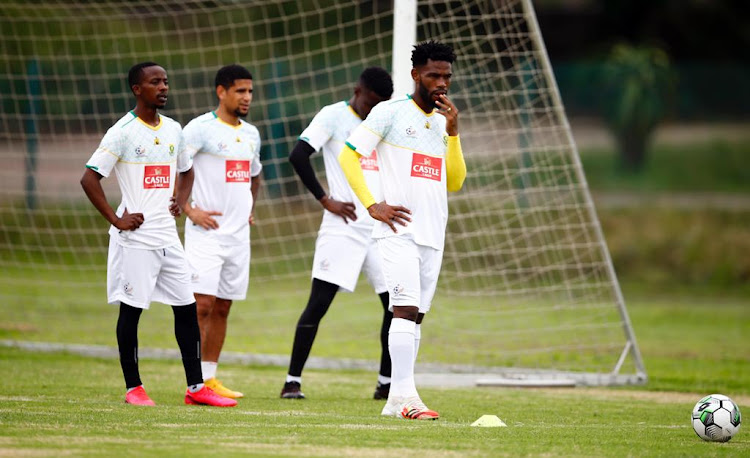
left=579, top=138, right=750, bottom=193
left=2, top=346, right=748, bottom=457
left=2, top=280, right=750, bottom=395
left=2, top=285, right=749, bottom=456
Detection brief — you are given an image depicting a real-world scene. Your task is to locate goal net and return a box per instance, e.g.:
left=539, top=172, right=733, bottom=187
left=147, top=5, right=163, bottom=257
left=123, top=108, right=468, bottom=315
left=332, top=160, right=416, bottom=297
left=0, top=0, right=645, bottom=385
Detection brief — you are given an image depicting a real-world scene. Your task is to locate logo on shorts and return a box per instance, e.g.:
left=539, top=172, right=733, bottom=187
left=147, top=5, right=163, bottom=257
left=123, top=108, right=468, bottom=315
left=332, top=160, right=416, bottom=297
left=406, top=126, right=417, bottom=137
left=358, top=149, right=379, bottom=171
left=392, top=284, right=404, bottom=297
left=411, top=153, right=442, bottom=181
left=123, top=282, right=134, bottom=296
left=191, top=273, right=199, bottom=282
left=319, top=259, right=330, bottom=271
left=143, top=165, right=171, bottom=189
left=226, top=160, right=250, bottom=183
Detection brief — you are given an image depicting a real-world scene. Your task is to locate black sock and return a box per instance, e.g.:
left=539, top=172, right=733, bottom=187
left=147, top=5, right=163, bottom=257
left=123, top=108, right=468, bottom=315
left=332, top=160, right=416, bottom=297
left=287, top=279, right=339, bottom=377
left=378, top=292, right=393, bottom=379
left=172, top=303, right=203, bottom=387
left=117, top=302, right=143, bottom=389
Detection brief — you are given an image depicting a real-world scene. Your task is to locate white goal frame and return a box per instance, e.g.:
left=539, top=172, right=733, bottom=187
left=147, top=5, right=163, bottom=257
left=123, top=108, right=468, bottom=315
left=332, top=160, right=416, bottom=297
left=0, top=0, right=647, bottom=386
left=391, top=0, right=645, bottom=386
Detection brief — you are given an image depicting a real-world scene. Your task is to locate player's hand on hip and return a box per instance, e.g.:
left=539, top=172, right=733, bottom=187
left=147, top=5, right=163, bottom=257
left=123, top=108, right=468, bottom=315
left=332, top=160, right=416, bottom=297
left=320, top=195, right=357, bottom=223
left=187, top=205, right=222, bottom=230
left=115, top=209, right=144, bottom=231
left=248, top=212, right=255, bottom=226
left=436, top=94, right=459, bottom=137
left=368, top=202, right=411, bottom=233
left=169, top=196, right=181, bottom=217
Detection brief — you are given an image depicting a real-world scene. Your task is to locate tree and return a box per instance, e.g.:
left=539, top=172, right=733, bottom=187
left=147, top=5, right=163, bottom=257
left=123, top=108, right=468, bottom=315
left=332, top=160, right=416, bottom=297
left=601, top=43, right=675, bottom=171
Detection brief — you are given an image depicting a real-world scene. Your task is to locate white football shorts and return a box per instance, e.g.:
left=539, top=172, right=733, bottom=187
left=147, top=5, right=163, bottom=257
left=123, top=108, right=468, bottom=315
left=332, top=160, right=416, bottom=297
left=107, top=238, right=195, bottom=309
left=184, top=232, right=250, bottom=300
left=377, top=234, right=444, bottom=313
left=311, top=232, right=386, bottom=294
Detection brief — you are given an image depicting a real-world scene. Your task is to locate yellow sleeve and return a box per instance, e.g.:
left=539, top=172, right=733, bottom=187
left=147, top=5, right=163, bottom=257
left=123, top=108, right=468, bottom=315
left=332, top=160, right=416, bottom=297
left=338, top=143, right=376, bottom=208
left=446, top=135, right=467, bottom=192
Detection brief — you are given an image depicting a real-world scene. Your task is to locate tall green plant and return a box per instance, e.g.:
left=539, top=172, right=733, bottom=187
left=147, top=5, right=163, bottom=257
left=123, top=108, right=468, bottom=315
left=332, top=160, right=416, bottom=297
left=601, top=44, right=674, bottom=171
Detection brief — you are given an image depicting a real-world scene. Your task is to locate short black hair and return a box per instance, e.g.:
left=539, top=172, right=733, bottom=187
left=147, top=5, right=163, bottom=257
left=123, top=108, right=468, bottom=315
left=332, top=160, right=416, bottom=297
left=215, top=64, right=253, bottom=89
left=359, top=66, right=393, bottom=99
left=128, top=61, right=160, bottom=90
left=411, top=40, right=456, bottom=67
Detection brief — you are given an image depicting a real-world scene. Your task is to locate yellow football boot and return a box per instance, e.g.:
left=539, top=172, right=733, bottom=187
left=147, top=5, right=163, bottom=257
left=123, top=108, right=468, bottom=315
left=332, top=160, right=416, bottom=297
left=204, top=377, right=244, bottom=399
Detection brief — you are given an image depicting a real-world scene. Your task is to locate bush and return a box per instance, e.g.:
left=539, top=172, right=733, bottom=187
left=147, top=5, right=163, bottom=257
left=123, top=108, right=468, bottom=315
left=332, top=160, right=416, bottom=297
left=601, top=207, right=750, bottom=290
left=600, top=44, right=675, bottom=171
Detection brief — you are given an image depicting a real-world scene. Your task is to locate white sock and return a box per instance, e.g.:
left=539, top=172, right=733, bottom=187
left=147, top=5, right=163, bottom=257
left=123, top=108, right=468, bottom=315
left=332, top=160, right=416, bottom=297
left=388, top=318, right=418, bottom=399
left=187, top=383, right=204, bottom=393
left=414, top=323, right=421, bottom=363
left=377, top=375, right=392, bottom=385
left=286, top=375, right=302, bottom=384
left=201, top=361, right=218, bottom=381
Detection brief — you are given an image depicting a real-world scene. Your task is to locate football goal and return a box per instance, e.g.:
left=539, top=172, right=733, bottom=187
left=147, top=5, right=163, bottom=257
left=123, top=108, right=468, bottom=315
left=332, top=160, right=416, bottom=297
left=0, top=0, right=645, bottom=386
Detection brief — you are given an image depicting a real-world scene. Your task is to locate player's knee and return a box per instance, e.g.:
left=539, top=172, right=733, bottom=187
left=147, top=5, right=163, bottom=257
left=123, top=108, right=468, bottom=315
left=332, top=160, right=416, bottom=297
left=170, top=303, right=198, bottom=327
left=195, top=294, right=215, bottom=311
left=298, top=307, right=326, bottom=326
left=298, top=296, right=332, bottom=325
left=196, top=302, right=211, bottom=319
left=392, top=306, right=418, bottom=322
left=213, top=299, right=232, bottom=319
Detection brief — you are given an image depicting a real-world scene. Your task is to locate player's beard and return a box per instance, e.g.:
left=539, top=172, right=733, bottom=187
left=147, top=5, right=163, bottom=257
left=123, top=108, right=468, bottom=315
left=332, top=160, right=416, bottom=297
left=417, top=83, right=437, bottom=110
left=154, top=92, right=168, bottom=109
left=234, top=108, right=248, bottom=118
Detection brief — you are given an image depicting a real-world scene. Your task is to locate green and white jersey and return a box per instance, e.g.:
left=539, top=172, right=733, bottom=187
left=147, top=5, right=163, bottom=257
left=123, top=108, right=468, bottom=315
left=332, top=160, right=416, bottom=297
left=86, top=111, right=190, bottom=249
left=345, top=95, right=449, bottom=250
left=299, top=101, right=382, bottom=237
left=182, top=112, right=262, bottom=245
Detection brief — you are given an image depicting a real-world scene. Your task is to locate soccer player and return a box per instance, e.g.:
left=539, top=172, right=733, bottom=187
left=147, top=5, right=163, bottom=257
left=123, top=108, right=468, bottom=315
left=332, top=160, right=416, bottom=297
left=182, top=64, right=262, bottom=399
left=280, top=67, right=394, bottom=400
left=80, top=62, right=236, bottom=408
left=339, top=41, right=466, bottom=420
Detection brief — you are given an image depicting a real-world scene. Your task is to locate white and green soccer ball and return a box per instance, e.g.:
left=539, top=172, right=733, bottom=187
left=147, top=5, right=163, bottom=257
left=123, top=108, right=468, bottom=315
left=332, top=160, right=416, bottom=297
left=692, top=394, right=741, bottom=442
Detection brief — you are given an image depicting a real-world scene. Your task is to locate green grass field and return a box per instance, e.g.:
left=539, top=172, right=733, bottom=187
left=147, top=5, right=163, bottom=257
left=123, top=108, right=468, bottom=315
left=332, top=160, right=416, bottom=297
left=2, top=343, right=748, bottom=457
left=2, top=286, right=748, bottom=456
left=579, top=138, right=750, bottom=193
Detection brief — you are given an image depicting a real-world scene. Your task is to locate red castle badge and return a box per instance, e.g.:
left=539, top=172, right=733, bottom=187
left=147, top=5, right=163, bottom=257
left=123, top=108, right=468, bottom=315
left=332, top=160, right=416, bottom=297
left=143, top=165, right=171, bottom=189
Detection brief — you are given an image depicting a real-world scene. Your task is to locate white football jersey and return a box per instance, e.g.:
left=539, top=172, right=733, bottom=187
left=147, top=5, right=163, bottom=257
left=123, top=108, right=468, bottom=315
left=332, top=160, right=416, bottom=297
left=345, top=95, right=449, bottom=250
left=86, top=111, right=190, bottom=249
left=182, top=112, right=262, bottom=245
left=299, top=101, right=382, bottom=236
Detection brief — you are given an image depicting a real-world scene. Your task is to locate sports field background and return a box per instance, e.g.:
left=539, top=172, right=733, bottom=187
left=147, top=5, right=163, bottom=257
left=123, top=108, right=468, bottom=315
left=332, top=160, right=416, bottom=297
left=2, top=131, right=748, bottom=456
left=1, top=0, right=749, bottom=455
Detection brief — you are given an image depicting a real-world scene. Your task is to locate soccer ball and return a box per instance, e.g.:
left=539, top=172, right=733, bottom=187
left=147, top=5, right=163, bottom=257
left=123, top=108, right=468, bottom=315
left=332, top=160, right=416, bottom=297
left=692, top=394, right=741, bottom=442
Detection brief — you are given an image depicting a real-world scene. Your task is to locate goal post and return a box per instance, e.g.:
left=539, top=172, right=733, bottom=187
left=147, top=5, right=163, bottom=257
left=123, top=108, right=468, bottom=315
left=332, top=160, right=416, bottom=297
left=519, top=0, right=646, bottom=383
left=391, top=0, right=418, bottom=96
left=0, top=0, right=646, bottom=386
